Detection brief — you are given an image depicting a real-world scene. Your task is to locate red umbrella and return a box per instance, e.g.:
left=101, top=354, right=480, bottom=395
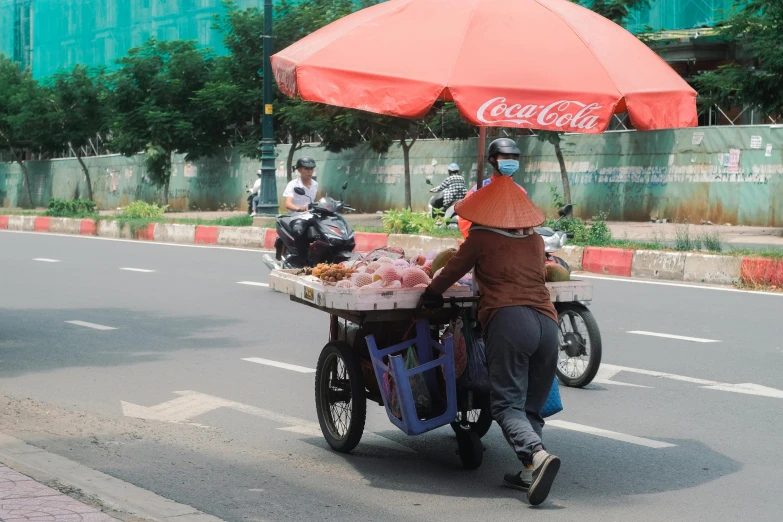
left=272, top=0, right=697, bottom=179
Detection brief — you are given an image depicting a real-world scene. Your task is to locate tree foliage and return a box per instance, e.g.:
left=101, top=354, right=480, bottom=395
left=108, top=39, right=217, bottom=204
left=0, top=55, right=47, bottom=206
left=695, top=1, right=783, bottom=121
left=39, top=65, right=111, bottom=201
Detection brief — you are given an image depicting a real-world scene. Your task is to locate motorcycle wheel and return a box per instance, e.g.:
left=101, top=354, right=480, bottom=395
left=555, top=303, right=602, bottom=388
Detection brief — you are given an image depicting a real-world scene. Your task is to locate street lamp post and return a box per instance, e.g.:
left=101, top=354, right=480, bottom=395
left=257, top=0, right=278, bottom=215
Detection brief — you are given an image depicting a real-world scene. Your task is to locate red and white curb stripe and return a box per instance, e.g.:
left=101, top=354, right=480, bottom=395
left=2, top=214, right=780, bottom=287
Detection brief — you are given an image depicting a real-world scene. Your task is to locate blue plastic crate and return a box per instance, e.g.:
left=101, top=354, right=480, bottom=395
left=366, top=320, right=457, bottom=436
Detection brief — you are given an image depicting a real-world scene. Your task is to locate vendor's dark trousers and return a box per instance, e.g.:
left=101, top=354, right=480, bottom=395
left=485, top=306, right=558, bottom=465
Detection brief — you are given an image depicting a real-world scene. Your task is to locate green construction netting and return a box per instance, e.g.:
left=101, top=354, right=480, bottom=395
left=1, top=0, right=259, bottom=78
left=1, top=0, right=739, bottom=79
left=626, top=0, right=737, bottom=34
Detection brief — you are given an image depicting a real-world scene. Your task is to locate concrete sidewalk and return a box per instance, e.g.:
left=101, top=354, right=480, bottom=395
left=0, top=464, right=117, bottom=521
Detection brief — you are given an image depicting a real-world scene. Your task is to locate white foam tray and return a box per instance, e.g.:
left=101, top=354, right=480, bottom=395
left=269, top=270, right=592, bottom=311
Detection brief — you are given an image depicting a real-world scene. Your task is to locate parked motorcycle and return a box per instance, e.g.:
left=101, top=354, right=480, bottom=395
left=263, top=182, right=356, bottom=270
left=425, top=178, right=459, bottom=229
left=535, top=204, right=603, bottom=388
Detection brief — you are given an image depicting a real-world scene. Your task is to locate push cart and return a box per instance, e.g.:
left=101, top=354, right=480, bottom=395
left=269, top=269, right=601, bottom=469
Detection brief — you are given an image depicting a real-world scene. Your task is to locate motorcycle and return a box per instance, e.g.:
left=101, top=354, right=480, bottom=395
left=425, top=178, right=459, bottom=229
left=263, top=182, right=356, bottom=270
left=535, top=204, right=573, bottom=272
left=535, top=203, right=603, bottom=388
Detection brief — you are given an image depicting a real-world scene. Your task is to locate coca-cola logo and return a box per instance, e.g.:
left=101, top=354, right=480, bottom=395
left=274, top=64, right=297, bottom=96
left=476, top=97, right=603, bottom=130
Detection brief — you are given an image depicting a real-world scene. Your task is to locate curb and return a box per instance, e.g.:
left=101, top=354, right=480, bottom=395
left=2, top=214, right=779, bottom=287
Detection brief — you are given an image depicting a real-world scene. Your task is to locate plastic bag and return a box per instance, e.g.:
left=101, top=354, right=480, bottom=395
left=383, top=345, right=432, bottom=420
left=443, top=318, right=467, bottom=378
left=541, top=378, right=563, bottom=418
left=462, top=314, right=491, bottom=392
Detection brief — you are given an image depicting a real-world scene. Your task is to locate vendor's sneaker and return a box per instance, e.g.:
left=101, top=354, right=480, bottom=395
left=527, top=452, right=560, bottom=506
left=503, top=469, right=532, bottom=492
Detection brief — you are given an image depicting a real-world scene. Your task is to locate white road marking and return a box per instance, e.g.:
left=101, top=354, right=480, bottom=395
left=1, top=229, right=274, bottom=254
left=33, top=258, right=60, bottom=262
left=548, top=420, right=676, bottom=448
left=238, top=281, right=269, bottom=287
left=701, top=382, right=783, bottom=399
left=627, top=330, right=720, bottom=343
left=119, top=267, right=155, bottom=273
left=242, top=357, right=316, bottom=373
left=601, top=363, right=783, bottom=398
left=591, top=365, right=651, bottom=388
left=575, top=273, right=783, bottom=297
left=121, top=390, right=414, bottom=453
left=64, top=320, right=117, bottom=331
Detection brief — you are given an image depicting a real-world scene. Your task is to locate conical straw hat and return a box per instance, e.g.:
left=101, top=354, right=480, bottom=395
left=454, top=175, right=545, bottom=229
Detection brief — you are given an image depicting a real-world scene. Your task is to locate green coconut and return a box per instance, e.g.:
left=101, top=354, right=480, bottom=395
left=545, top=263, right=570, bottom=282
left=431, top=248, right=457, bottom=274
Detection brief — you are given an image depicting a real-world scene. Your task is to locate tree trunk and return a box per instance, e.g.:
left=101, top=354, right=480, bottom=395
left=161, top=151, right=171, bottom=206
left=286, top=140, right=302, bottom=182
left=554, top=141, right=571, bottom=205
left=76, top=151, right=94, bottom=202
left=11, top=147, right=34, bottom=208
left=401, top=139, right=413, bottom=210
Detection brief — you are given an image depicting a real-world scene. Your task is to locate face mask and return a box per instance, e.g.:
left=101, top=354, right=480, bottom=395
left=497, top=159, right=519, bottom=176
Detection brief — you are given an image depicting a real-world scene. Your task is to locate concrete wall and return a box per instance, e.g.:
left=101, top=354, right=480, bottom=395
left=2, top=125, right=783, bottom=226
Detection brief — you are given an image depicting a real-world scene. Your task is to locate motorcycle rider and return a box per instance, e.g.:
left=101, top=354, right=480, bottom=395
left=458, top=138, right=528, bottom=238
left=282, top=157, right=320, bottom=264
left=249, top=170, right=262, bottom=216
left=429, top=163, right=467, bottom=211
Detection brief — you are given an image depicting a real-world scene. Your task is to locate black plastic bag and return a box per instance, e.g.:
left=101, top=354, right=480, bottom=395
left=461, top=313, right=491, bottom=392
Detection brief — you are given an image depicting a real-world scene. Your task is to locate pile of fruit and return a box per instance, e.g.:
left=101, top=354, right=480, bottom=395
left=303, top=248, right=466, bottom=291
left=307, top=263, right=358, bottom=282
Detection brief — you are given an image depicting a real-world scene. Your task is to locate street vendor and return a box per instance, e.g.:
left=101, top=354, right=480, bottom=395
left=457, top=138, right=528, bottom=238
left=422, top=142, right=560, bottom=506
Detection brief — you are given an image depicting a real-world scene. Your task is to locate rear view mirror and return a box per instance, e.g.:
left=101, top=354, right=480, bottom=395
left=294, top=187, right=306, bottom=196
left=342, top=181, right=349, bottom=190
left=425, top=179, right=432, bottom=185
left=558, top=204, right=573, bottom=217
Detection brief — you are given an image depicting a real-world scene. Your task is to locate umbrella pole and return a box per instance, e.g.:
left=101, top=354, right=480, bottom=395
left=476, top=127, right=486, bottom=190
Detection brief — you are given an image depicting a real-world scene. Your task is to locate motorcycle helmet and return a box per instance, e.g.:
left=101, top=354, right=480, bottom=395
left=296, top=157, right=316, bottom=170
left=448, top=163, right=460, bottom=173
left=487, top=138, right=521, bottom=160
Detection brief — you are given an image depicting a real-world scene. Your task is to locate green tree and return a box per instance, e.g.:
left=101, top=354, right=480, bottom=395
left=695, top=1, right=783, bottom=122
left=38, top=65, right=111, bottom=201
left=0, top=55, right=46, bottom=207
left=109, top=39, right=217, bottom=205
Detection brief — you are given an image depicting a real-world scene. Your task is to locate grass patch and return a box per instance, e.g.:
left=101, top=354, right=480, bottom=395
left=727, top=248, right=783, bottom=260
left=164, top=215, right=254, bottom=227
left=0, top=208, right=46, bottom=216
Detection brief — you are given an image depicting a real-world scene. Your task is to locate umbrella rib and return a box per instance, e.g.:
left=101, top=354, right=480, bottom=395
left=443, top=0, right=482, bottom=99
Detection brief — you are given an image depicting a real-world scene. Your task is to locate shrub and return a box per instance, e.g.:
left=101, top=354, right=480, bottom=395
left=121, top=201, right=167, bottom=219
left=45, top=198, right=97, bottom=218
left=382, top=209, right=438, bottom=235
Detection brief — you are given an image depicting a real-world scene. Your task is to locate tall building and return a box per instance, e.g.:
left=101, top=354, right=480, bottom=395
left=0, top=0, right=257, bottom=78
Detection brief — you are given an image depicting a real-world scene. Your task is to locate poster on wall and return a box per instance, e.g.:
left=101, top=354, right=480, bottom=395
left=692, top=132, right=704, bottom=145
left=728, top=149, right=741, bottom=174
left=766, top=144, right=773, bottom=157
left=750, top=136, right=763, bottom=149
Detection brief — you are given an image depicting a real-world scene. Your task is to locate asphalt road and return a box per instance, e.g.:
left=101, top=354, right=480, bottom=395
left=1, top=230, right=782, bottom=522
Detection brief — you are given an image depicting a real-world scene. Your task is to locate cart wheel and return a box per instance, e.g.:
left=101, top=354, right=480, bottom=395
left=450, top=393, right=493, bottom=438
left=555, top=303, right=602, bottom=388
left=456, top=429, right=484, bottom=470
left=315, top=341, right=366, bottom=453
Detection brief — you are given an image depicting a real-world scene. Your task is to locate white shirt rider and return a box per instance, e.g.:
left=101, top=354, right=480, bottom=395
left=283, top=163, right=318, bottom=212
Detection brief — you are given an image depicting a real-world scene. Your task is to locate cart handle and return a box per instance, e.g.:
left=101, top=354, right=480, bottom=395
left=416, top=295, right=480, bottom=311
